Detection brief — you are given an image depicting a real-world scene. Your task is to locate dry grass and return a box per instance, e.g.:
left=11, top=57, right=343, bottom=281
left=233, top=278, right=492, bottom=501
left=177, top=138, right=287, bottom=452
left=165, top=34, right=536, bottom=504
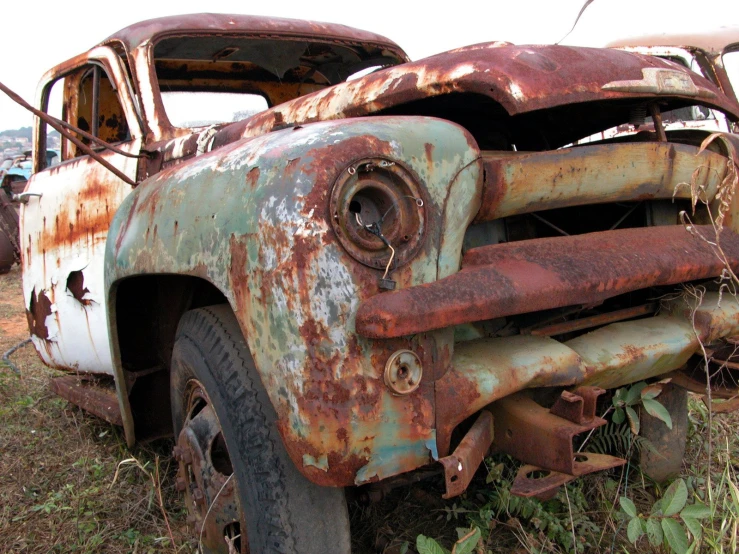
left=0, top=266, right=193, bottom=553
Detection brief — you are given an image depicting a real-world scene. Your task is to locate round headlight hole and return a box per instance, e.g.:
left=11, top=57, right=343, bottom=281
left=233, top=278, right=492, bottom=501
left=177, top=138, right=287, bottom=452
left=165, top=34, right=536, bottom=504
left=329, top=157, right=426, bottom=269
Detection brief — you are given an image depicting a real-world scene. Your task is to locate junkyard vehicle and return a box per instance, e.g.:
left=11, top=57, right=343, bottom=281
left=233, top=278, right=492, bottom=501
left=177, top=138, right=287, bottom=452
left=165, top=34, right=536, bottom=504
left=604, top=26, right=739, bottom=137
left=11, top=13, right=739, bottom=553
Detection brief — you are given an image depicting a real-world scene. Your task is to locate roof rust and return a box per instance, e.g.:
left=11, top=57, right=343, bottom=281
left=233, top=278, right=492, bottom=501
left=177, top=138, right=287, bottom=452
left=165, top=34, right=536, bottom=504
left=101, top=13, right=408, bottom=60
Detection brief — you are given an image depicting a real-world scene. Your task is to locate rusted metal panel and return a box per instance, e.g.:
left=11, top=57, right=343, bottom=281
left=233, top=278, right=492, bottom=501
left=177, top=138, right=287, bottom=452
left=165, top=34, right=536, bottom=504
left=106, top=116, right=481, bottom=487
left=103, top=14, right=409, bottom=59
left=50, top=374, right=123, bottom=426
left=356, top=225, right=739, bottom=339
left=662, top=290, right=739, bottom=344
left=438, top=410, right=493, bottom=499
left=434, top=335, right=583, bottom=456
left=489, top=392, right=606, bottom=475
left=569, top=316, right=699, bottom=389
left=21, top=46, right=144, bottom=375
left=528, top=304, right=656, bottom=337
left=114, top=14, right=408, bottom=142
left=436, top=293, right=739, bottom=454
left=21, top=146, right=140, bottom=374
left=476, top=142, right=729, bottom=222
left=511, top=453, right=625, bottom=500
left=222, top=46, right=739, bottom=145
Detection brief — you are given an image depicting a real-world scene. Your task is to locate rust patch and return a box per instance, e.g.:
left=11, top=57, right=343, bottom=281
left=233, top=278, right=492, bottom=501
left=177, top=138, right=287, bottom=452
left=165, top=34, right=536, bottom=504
left=435, top=367, right=483, bottom=457
left=77, top=180, right=108, bottom=202
left=38, top=203, right=114, bottom=252
left=26, top=288, right=53, bottom=340
left=357, top=225, right=739, bottom=339
left=246, top=166, right=260, bottom=188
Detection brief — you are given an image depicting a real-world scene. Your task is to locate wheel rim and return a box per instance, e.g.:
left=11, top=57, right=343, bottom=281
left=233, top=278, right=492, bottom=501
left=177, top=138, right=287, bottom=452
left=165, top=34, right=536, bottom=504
left=174, top=380, right=247, bottom=553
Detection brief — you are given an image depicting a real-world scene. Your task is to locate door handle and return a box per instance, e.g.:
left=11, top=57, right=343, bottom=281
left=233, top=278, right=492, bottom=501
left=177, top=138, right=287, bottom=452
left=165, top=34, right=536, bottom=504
left=12, top=192, right=42, bottom=204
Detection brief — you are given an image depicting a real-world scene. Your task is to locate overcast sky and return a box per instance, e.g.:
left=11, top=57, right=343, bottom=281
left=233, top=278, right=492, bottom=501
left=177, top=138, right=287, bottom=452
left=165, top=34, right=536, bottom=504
left=1, top=0, right=738, bottom=130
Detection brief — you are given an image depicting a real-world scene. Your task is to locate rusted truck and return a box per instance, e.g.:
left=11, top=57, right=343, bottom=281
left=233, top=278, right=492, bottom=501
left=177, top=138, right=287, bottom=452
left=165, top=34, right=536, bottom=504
left=10, top=13, right=739, bottom=553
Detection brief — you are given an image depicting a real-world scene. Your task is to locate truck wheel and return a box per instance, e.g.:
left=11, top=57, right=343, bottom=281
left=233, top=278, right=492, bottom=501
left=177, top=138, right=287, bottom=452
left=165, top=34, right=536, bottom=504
left=639, top=383, right=688, bottom=482
left=171, top=305, right=351, bottom=554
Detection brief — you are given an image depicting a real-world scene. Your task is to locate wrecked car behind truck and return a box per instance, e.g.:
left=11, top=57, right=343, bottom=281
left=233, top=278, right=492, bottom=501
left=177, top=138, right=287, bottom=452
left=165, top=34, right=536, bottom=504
left=7, top=13, right=739, bottom=553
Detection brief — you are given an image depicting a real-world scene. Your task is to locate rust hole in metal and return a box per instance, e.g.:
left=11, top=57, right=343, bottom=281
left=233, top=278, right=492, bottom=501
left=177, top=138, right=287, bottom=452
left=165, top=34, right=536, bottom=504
left=525, top=469, right=551, bottom=480
left=210, top=432, right=234, bottom=476
left=574, top=453, right=589, bottom=462
left=66, top=270, right=91, bottom=305
left=450, top=475, right=459, bottom=483
left=26, top=288, right=52, bottom=340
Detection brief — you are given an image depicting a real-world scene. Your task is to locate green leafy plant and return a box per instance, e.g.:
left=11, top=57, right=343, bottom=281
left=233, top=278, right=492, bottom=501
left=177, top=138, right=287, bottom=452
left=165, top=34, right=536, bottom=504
left=416, top=526, right=481, bottom=554
left=619, top=478, right=710, bottom=554
left=463, top=457, right=601, bottom=553
left=612, top=381, right=673, bottom=434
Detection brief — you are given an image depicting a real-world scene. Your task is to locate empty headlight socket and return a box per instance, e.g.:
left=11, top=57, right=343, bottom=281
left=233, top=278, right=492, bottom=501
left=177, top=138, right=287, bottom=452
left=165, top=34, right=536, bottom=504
left=329, top=157, right=426, bottom=289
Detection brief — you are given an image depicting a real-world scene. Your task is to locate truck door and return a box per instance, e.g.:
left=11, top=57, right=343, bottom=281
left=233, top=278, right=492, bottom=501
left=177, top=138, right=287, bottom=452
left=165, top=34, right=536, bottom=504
left=21, top=47, right=143, bottom=375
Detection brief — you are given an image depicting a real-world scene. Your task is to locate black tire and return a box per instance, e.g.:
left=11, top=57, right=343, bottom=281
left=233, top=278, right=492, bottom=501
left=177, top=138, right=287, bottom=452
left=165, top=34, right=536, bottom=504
left=171, top=305, right=351, bottom=554
left=639, top=383, right=688, bottom=482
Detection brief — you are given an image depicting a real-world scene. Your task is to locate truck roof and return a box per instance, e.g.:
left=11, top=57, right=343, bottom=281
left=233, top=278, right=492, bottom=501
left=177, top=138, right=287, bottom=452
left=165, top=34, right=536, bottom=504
left=607, top=26, right=739, bottom=55
left=101, top=13, right=409, bottom=60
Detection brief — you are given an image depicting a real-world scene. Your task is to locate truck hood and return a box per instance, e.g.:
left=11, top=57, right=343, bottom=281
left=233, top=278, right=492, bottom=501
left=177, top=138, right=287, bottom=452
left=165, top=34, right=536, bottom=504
left=208, top=42, right=739, bottom=149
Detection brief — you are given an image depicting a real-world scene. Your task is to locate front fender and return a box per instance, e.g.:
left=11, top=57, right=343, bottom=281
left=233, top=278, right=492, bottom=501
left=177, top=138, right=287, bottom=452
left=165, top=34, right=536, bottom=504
left=106, top=116, right=481, bottom=486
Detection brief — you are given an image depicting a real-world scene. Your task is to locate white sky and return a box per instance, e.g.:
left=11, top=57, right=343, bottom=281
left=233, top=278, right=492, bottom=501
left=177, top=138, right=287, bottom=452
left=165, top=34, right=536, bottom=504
left=1, top=0, right=738, bottom=130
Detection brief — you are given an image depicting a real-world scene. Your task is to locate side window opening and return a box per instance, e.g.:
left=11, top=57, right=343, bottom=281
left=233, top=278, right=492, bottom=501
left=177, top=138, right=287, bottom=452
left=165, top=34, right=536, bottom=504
left=40, top=63, right=130, bottom=169
left=73, top=66, right=130, bottom=144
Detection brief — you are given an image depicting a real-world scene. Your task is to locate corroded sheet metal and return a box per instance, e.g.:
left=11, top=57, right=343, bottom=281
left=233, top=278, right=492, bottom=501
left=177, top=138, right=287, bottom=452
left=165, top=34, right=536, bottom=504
left=663, top=290, right=739, bottom=343
left=107, top=116, right=482, bottom=487
left=435, top=335, right=582, bottom=456
left=489, top=392, right=606, bottom=475
left=568, top=317, right=698, bottom=388
left=438, top=410, right=493, bottom=499
left=21, top=145, right=140, bottom=374
left=511, top=453, right=626, bottom=499
left=103, top=13, right=408, bottom=58
left=436, top=292, right=739, bottom=453
left=50, top=374, right=123, bottom=426
left=224, top=45, right=739, bottom=143
left=356, top=225, right=739, bottom=339
left=476, top=142, right=729, bottom=221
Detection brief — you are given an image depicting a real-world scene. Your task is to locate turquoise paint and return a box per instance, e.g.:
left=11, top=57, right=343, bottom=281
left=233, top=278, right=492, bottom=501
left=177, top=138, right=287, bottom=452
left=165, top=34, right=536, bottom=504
left=105, top=116, right=481, bottom=486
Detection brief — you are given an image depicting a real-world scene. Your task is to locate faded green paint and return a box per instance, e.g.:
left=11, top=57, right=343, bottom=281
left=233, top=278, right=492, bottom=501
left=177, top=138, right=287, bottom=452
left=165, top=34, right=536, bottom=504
left=570, top=316, right=698, bottom=388
left=106, top=116, right=482, bottom=487
left=478, top=142, right=729, bottom=221
left=441, top=295, right=739, bottom=434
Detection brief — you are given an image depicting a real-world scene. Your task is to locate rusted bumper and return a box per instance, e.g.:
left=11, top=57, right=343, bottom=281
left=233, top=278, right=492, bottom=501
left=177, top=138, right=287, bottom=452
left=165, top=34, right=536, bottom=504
left=356, top=225, right=739, bottom=339
left=434, top=291, right=739, bottom=458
